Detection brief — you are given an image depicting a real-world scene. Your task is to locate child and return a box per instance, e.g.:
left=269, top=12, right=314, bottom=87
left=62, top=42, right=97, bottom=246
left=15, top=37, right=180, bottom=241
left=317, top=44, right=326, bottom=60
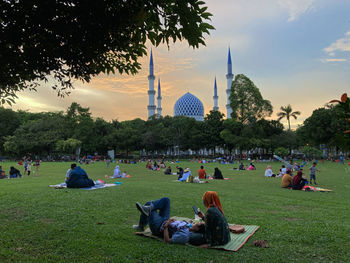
left=27, top=162, right=32, bottom=176
left=309, top=162, right=320, bottom=185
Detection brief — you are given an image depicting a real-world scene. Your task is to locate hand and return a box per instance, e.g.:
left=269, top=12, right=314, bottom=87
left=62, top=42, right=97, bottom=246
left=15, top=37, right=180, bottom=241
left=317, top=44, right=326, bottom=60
left=198, top=211, right=204, bottom=219
left=199, top=244, right=209, bottom=248
left=164, top=218, right=175, bottom=228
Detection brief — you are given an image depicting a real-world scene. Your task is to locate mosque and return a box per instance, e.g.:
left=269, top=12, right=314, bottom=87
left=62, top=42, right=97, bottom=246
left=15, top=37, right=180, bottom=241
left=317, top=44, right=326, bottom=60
left=147, top=48, right=234, bottom=121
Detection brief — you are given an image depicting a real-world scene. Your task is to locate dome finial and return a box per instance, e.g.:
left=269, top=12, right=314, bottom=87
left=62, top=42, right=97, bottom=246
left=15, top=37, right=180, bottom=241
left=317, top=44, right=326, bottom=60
left=227, top=47, right=232, bottom=74
left=149, top=49, right=154, bottom=76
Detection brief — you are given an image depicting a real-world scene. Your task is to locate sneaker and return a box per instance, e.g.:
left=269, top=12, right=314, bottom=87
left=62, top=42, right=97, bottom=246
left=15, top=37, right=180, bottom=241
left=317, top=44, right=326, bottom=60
left=136, top=202, right=151, bottom=216
left=132, top=224, right=144, bottom=232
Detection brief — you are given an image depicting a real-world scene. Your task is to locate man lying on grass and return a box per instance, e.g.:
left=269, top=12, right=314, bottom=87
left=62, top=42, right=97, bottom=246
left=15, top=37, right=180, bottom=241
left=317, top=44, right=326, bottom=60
left=133, top=192, right=231, bottom=247
left=133, top=197, right=203, bottom=245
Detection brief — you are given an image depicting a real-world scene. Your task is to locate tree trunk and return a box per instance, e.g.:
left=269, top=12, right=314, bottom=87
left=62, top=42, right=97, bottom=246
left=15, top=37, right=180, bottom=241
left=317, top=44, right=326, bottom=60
left=288, top=117, right=291, bottom=130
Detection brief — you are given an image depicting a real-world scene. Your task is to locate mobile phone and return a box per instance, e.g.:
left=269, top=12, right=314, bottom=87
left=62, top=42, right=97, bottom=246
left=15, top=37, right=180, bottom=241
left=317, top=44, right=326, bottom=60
left=192, top=205, right=199, bottom=215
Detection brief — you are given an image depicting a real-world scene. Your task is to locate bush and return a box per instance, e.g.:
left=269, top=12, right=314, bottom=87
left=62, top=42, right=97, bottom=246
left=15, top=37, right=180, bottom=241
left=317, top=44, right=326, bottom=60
left=274, top=147, right=289, bottom=158
left=301, top=146, right=322, bottom=159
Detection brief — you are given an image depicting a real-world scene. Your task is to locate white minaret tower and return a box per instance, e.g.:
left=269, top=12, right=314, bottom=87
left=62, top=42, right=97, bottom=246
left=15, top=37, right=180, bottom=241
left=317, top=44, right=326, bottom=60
left=226, top=47, right=234, bottom=118
left=157, top=78, right=162, bottom=117
left=213, top=77, right=219, bottom=111
left=147, top=50, right=156, bottom=118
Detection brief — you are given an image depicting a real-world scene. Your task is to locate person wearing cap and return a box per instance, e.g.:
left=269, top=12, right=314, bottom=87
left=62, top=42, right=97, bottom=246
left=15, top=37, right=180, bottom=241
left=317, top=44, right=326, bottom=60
left=179, top=168, right=191, bottom=182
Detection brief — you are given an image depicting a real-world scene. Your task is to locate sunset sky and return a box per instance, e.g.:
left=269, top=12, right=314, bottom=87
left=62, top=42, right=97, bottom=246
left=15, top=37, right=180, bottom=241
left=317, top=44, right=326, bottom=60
left=10, top=0, right=350, bottom=129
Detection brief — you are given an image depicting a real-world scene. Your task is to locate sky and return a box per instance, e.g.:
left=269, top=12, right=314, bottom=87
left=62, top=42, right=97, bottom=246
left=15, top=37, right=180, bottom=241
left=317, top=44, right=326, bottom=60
left=9, top=0, right=350, bottom=129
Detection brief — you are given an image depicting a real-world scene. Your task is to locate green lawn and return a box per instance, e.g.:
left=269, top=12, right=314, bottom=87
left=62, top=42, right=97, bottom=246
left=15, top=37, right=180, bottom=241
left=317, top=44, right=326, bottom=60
left=0, top=160, right=349, bottom=262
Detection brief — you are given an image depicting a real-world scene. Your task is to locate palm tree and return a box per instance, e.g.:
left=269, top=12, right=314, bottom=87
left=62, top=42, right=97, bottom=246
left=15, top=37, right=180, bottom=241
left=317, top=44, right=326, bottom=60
left=277, top=104, right=301, bottom=130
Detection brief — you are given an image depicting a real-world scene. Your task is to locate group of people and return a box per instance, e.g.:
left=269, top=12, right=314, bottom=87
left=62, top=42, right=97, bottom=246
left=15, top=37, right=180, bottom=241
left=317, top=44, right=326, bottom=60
left=146, top=160, right=166, bottom=171
left=18, top=158, right=40, bottom=176
left=133, top=191, right=231, bottom=247
left=0, top=165, right=25, bottom=179
left=175, top=166, right=224, bottom=181
left=112, top=165, right=128, bottom=178
left=238, top=162, right=256, bottom=170
left=280, top=162, right=320, bottom=190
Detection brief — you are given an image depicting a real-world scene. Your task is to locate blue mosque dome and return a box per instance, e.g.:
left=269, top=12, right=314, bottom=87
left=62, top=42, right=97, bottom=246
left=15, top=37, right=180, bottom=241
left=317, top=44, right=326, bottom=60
left=174, top=92, right=204, bottom=121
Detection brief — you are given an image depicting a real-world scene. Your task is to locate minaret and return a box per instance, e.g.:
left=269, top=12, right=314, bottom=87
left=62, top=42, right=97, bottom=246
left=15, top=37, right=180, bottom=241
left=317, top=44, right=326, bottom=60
left=226, top=47, right=234, bottom=118
left=157, top=78, right=162, bottom=117
left=147, top=50, right=156, bottom=118
left=213, top=77, right=219, bottom=111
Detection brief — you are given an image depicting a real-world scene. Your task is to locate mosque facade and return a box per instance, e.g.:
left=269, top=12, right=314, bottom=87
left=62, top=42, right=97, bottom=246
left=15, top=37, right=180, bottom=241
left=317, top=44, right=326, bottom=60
left=147, top=48, right=234, bottom=120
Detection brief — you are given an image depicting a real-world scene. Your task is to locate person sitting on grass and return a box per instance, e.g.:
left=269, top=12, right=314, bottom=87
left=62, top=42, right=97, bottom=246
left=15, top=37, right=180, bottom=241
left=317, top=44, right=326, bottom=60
left=164, top=166, right=172, bottom=175
left=9, top=166, right=22, bottom=178
left=153, top=161, right=159, bottom=171
left=281, top=170, right=293, bottom=188
left=159, top=161, right=166, bottom=169
left=277, top=165, right=287, bottom=177
left=293, top=163, right=300, bottom=172
left=176, top=166, right=184, bottom=180
left=121, top=171, right=127, bottom=178
left=146, top=161, right=152, bottom=170
left=239, top=162, right=245, bottom=170
left=198, top=165, right=207, bottom=179
left=179, top=168, right=191, bottom=182
left=194, top=191, right=231, bottom=247
left=66, top=164, right=95, bottom=188
left=0, top=166, right=7, bottom=179
left=113, top=165, right=121, bottom=178
left=247, top=162, right=256, bottom=170
left=292, top=171, right=306, bottom=190
left=213, top=167, right=224, bottom=179
left=264, top=165, right=276, bottom=177
left=132, top=197, right=204, bottom=245
left=286, top=160, right=293, bottom=172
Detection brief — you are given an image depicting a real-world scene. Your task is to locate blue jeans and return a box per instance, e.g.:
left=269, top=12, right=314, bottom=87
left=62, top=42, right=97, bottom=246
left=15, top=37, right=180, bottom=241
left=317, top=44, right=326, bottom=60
left=138, top=197, right=170, bottom=237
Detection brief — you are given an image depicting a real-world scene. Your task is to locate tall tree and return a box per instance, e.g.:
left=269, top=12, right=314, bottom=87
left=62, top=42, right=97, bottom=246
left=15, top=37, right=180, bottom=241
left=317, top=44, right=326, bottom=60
left=0, top=0, right=214, bottom=104
left=229, top=74, right=273, bottom=123
left=203, top=110, right=225, bottom=154
left=277, top=104, right=301, bottom=130
left=3, top=113, right=70, bottom=156
left=0, top=108, right=21, bottom=154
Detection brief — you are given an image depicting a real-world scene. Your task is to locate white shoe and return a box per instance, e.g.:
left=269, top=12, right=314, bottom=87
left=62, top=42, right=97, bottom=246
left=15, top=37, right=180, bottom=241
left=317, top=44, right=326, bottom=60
left=132, top=224, right=144, bottom=232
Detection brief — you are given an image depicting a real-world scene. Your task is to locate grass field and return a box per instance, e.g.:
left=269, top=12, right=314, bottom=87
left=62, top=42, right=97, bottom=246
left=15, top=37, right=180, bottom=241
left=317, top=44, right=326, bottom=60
left=0, top=160, right=349, bottom=262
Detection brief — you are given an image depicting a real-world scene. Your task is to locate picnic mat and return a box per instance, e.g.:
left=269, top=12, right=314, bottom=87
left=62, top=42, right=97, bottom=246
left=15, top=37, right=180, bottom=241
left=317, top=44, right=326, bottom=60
left=49, top=182, right=118, bottom=190
left=208, top=177, right=232, bottom=180
left=172, top=180, right=208, bottom=183
left=135, top=216, right=260, bottom=252
left=302, top=185, right=333, bottom=192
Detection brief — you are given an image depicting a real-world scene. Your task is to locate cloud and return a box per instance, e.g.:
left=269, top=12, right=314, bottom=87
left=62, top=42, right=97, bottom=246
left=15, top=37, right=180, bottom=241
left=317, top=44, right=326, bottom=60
left=324, top=31, right=350, bottom=54
left=278, top=0, right=315, bottom=22
left=321, top=58, right=347, bottom=63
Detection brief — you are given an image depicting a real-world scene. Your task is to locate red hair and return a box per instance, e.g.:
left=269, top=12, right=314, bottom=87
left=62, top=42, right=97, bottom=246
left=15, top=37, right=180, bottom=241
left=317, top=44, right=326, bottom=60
left=202, top=191, right=224, bottom=214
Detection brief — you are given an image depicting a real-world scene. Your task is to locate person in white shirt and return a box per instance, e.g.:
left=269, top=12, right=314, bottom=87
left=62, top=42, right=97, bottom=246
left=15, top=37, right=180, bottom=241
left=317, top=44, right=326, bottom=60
left=264, top=165, right=276, bottom=177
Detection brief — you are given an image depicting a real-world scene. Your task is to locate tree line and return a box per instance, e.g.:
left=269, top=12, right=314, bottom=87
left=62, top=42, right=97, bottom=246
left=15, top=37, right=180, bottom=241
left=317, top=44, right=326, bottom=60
left=0, top=75, right=348, bottom=159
